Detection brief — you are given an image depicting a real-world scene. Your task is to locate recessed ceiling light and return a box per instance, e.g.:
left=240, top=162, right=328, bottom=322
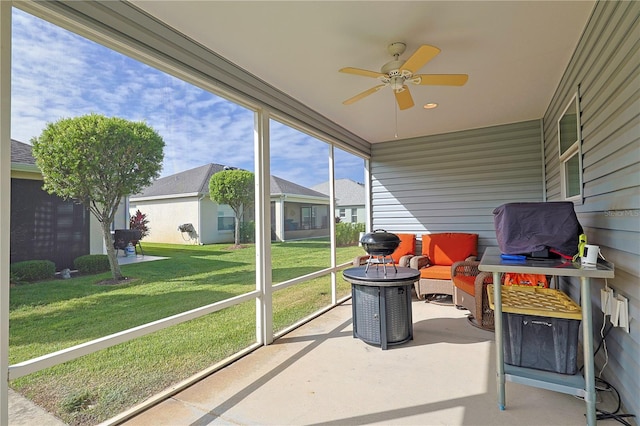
left=423, top=103, right=438, bottom=109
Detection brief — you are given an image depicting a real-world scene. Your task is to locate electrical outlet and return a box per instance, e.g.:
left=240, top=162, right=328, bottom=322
left=616, top=295, right=629, bottom=333
left=607, top=290, right=616, bottom=316
left=600, top=288, right=615, bottom=315
left=611, top=301, right=619, bottom=326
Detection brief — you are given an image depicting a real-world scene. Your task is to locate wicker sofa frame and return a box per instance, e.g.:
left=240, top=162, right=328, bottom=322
left=452, top=260, right=495, bottom=331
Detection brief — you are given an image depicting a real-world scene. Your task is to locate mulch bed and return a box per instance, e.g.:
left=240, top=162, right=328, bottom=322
left=95, top=277, right=139, bottom=286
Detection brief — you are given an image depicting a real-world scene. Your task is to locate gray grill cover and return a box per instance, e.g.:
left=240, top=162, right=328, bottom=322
left=493, top=202, right=583, bottom=257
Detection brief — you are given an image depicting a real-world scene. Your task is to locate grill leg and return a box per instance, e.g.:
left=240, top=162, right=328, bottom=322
left=365, top=255, right=373, bottom=273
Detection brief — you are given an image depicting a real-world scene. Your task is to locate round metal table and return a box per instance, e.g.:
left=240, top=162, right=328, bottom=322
left=343, top=266, right=420, bottom=350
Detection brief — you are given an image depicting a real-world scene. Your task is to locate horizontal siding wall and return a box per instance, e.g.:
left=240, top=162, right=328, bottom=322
left=370, top=120, right=544, bottom=256
left=543, top=0, right=639, bottom=419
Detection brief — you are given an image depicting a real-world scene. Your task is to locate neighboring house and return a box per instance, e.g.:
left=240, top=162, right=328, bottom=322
left=270, top=175, right=330, bottom=241
left=10, top=140, right=134, bottom=270
left=129, top=163, right=224, bottom=245
left=10, top=139, right=99, bottom=270
left=129, top=164, right=330, bottom=244
left=312, top=178, right=365, bottom=224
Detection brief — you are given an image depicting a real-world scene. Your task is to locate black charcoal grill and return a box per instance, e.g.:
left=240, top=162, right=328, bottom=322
left=359, top=229, right=400, bottom=274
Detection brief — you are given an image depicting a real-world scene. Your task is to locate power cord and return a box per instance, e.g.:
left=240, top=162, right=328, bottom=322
left=598, top=285, right=610, bottom=377
left=579, top=303, right=613, bottom=374
left=578, top=318, right=636, bottom=425
left=594, top=377, right=636, bottom=425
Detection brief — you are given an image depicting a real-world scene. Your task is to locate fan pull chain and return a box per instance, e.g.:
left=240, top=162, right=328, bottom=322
left=394, top=101, right=398, bottom=138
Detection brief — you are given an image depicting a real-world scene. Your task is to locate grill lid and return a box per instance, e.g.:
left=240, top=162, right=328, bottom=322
left=360, top=229, right=400, bottom=256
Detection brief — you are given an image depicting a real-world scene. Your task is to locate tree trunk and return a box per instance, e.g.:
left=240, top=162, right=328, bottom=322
left=234, top=215, right=241, bottom=246
left=101, top=222, right=124, bottom=280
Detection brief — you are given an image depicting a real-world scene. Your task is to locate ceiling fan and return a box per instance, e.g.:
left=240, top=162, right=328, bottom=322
left=339, top=42, right=468, bottom=110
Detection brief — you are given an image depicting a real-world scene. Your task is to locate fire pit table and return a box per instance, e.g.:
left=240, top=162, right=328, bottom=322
left=343, top=266, right=419, bottom=350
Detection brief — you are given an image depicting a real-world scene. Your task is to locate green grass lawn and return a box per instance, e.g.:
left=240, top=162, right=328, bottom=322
left=10, top=240, right=364, bottom=425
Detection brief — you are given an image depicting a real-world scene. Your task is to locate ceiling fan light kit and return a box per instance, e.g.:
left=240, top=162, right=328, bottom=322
left=340, top=42, right=468, bottom=110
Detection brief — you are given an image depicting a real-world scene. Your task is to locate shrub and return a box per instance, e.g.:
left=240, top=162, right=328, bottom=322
left=10, top=260, right=56, bottom=283
left=239, top=221, right=255, bottom=244
left=74, top=255, right=110, bottom=274
left=129, top=209, right=150, bottom=239
left=335, top=222, right=365, bottom=246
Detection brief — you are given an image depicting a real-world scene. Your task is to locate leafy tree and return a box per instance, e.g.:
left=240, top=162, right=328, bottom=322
left=209, top=169, right=254, bottom=246
left=31, top=114, right=164, bottom=281
left=129, top=209, right=150, bottom=239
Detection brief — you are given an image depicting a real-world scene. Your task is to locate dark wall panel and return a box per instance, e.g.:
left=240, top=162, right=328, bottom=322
left=11, top=179, right=90, bottom=271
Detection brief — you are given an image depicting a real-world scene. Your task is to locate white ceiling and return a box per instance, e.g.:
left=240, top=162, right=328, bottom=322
left=131, top=1, right=595, bottom=144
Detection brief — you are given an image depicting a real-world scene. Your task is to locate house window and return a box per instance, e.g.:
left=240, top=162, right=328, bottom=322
left=301, top=206, right=328, bottom=229
left=338, top=208, right=346, bottom=219
left=351, top=208, right=358, bottom=223
left=218, top=208, right=235, bottom=231
left=301, top=206, right=313, bottom=229
left=218, top=216, right=235, bottom=231
left=558, top=92, right=583, bottom=201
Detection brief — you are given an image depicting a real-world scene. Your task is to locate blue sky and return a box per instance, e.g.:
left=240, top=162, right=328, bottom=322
left=11, top=8, right=364, bottom=188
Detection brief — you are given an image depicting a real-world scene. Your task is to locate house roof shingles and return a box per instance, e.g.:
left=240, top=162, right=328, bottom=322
left=11, top=139, right=36, bottom=165
left=311, top=178, right=364, bottom=206
left=270, top=175, right=327, bottom=198
left=134, top=163, right=227, bottom=198
left=10, top=142, right=328, bottom=201
left=134, top=163, right=328, bottom=199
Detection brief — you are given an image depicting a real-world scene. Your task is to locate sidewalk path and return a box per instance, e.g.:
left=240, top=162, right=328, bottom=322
left=9, top=389, right=66, bottom=426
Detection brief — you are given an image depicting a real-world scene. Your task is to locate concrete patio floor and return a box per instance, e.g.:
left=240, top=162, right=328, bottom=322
left=121, top=297, right=601, bottom=426
left=117, top=254, right=168, bottom=265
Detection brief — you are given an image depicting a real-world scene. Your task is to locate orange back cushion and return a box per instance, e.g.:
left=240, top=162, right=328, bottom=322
left=421, top=233, right=478, bottom=266
left=391, top=233, right=416, bottom=264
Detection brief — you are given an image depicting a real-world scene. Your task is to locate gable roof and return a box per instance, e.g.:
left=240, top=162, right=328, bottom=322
left=311, top=178, right=365, bottom=207
left=133, top=163, right=328, bottom=200
left=270, top=175, right=327, bottom=199
left=11, top=139, right=36, bottom=165
left=134, top=163, right=227, bottom=198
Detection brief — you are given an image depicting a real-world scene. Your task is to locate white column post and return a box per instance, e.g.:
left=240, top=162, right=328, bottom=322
left=0, top=2, right=12, bottom=424
left=276, top=196, right=284, bottom=242
left=364, top=158, right=372, bottom=233
left=254, top=109, right=272, bottom=345
left=328, top=146, right=337, bottom=303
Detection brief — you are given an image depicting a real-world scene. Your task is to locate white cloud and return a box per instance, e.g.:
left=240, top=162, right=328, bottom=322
left=11, top=8, right=364, bottom=188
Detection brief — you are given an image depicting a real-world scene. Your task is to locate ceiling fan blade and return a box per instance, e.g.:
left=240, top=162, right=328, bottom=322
left=395, top=86, right=414, bottom=110
left=414, top=74, right=469, bottom=86
left=400, top=45, right=441, bottom=74
left=339, top=67, right=386, bottom=79
left=343, top=84, right=386, bottom=105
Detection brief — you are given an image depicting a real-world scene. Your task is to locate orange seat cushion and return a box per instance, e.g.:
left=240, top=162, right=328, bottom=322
left=421, top=233, right=478, bottom=266
left=390, top=233, right=416, bottom=264
left=453, top=275, right=476, bottom=296
left=419, top=265, right=452, bottom=280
